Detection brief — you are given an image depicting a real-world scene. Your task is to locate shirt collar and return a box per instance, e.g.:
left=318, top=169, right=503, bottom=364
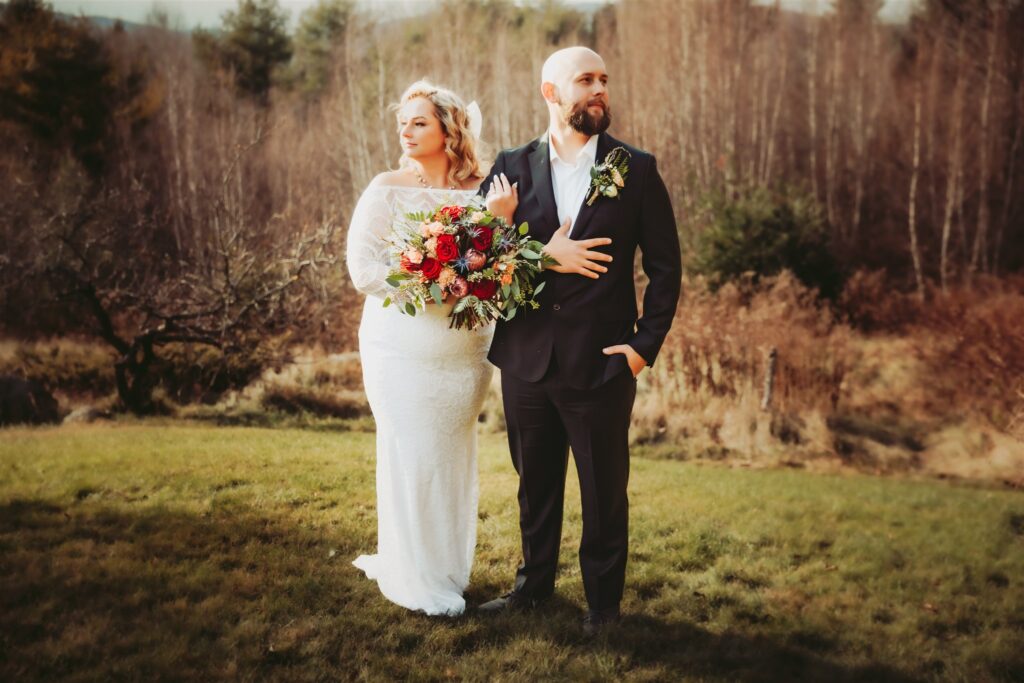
left=547, top=131, right=599, bottom=168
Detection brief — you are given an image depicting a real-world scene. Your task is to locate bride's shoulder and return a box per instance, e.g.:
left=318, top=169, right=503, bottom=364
left=368, top=169, right=415, bottom=190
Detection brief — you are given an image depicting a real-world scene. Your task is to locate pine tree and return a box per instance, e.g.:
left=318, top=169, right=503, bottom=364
left=289, top=0, right=354, bottom=99
left=193, top=0, right=292, bottom=103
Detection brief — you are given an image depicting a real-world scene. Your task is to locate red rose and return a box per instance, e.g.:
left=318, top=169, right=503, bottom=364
left=471, top=226, right=493, bottom=251
left=437, top=205, right=464, bottom=222
left=470, top=279, right=498, bottom=301
left=419, top=257, right=441, bottom=280
left=435, top=234, right=459, bottom=263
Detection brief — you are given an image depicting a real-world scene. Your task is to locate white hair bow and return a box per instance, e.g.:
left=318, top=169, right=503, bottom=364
left=466, top=101, right=483, bottom=141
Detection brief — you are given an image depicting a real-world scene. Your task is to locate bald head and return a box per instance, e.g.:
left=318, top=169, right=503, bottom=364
left=540, top=46, right=611, bottom=136
left=541, top=47, right=605, bottom=90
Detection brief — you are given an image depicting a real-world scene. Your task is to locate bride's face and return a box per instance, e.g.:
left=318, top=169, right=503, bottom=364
left=398, top=97, right=446, bottom=159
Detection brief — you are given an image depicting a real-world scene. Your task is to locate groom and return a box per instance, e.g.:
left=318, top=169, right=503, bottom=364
left=479, top=47, right=682, bottom=634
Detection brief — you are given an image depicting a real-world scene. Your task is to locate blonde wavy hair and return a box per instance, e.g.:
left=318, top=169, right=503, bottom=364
left=393, top=80, right=482, bottom=188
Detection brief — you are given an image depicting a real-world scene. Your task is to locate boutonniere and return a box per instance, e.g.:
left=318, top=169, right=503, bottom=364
left=586, top=146, right=631, bottom=206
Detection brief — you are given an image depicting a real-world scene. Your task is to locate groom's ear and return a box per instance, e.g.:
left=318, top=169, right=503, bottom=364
left=541, top=82, right=558, bottom=104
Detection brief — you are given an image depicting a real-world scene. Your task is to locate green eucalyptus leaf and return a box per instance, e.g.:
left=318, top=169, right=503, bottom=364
left=429, top=283, right=443, bottom=306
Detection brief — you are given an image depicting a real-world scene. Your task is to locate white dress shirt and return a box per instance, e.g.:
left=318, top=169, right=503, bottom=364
left=548, top=131, right=598, bottom=236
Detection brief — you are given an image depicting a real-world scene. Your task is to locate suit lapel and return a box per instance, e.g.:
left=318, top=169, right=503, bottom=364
left=569, top=132, right=615, bottom=239
left=528, top=134, right=559, bottom=235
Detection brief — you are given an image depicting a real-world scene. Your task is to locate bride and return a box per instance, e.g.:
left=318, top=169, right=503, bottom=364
left=345, top=81, right=515, bottom=615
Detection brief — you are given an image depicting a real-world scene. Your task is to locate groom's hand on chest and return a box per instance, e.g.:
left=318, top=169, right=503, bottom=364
left=542, top=218, right=613, bottom=280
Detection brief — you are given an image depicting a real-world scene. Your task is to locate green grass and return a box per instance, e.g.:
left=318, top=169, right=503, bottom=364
left=1, top=422, right=1022, bottom=682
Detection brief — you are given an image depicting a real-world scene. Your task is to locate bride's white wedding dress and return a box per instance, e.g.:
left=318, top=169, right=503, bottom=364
left=345, top=184, right=494, bottom=616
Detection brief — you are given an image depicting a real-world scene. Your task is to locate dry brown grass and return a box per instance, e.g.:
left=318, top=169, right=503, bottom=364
left=3, top=270, right=1021, bottom=484
left=632, top=273, right=852, bottom=463
left=628, top=271, right=1023, bottom=485
left=840, top=272, right=1024, bottom=430
left=189, top=347, right=371, bottom=423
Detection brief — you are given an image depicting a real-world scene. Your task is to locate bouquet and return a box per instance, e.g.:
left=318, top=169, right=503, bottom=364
left=383, top=197, right=550, bottom=330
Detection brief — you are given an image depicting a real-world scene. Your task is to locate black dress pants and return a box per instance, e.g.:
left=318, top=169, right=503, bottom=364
left=501, top=359, right=637, bottom=612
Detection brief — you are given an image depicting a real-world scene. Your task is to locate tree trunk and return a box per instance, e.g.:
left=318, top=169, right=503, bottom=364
left=970, top=5, right=1002, bottom=278
left=940, top=27, right=967, bottom=294
left=995, top=58, right=1024, bottom=275
left=908, top=79, right=926, bottom=300
left=114, top=337, right=158, bottom=416
left=761, top=347, right=778, bottom=412
left=808, top=0, right=820, bottom=199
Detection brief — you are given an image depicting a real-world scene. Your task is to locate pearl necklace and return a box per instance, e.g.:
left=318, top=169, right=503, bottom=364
left=413, top=167, right=456, bottom=190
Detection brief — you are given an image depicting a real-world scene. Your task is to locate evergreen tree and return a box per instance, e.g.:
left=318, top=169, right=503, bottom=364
left=193, top=0, right=292, bottom=102
left=0, top=0, right=116, bottom=177
left=691, top=185, right=844, bottom=299
left=289, top=0, right=353, bottom=99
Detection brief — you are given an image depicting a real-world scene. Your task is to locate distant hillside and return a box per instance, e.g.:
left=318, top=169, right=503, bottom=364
left=0, top=2, right=162, bottom=32
left=53, top=11, right=150, bottom=31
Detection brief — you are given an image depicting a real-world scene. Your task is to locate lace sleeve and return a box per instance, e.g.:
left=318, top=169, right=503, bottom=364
left=345, top=186, right=394, bottom=300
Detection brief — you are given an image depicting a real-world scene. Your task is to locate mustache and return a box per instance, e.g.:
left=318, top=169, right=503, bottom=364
left=568, top=100, right=611, bottom=136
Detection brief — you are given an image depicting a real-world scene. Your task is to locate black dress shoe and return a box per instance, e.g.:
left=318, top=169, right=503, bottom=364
left=478, top=591, right=542, bottom=613
left=582, top=609, right=621, bottom=637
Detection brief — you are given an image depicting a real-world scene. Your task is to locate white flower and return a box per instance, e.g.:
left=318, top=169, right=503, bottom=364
left=605, top=185, right=618, bottom=198
left=470, top=211, right=486, bottom=223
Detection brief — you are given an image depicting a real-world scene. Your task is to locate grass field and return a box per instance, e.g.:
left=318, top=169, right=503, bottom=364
left=1, top=421, right=1023, bottom=682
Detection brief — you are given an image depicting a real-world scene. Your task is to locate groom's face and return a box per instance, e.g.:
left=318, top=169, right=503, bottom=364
left=556, top=56, right=610, bottom=136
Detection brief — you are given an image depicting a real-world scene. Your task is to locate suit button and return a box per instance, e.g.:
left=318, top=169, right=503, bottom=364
left=553, top=304, right=561, bottom=311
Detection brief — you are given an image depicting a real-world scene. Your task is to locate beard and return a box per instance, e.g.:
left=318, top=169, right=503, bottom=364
left=565, top=99, right=611, bottom=136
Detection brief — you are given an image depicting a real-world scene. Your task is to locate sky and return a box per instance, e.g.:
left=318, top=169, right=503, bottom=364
left=49, top=0, right=919, bottom=31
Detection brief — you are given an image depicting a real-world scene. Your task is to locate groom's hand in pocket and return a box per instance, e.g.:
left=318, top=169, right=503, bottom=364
left=543, top=218, right=613, bottom=279
left=603, top=344, right=647, bottom=377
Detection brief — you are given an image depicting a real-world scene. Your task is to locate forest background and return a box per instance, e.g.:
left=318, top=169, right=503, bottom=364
left=1, top=0, right=1023, bottom=482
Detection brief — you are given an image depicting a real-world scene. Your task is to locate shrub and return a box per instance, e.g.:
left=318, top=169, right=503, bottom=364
left=632, top=273, right=854, bottom=451
left=689, top=184, right=843, bottom=299
left=152, top=341, right=281, bottom=406
left=0, top=336, right=289, bottom=409
left=0, top=338, right=116, bottom=396
left=253, top=348, right=369, bottom=419
left=837, top=269, right=922, bottom=332
left=916, top=280, right=1024, bottom=430
left=260, top=383, right=368, bottom=419
left=838, top=271, right=1024, bottom=430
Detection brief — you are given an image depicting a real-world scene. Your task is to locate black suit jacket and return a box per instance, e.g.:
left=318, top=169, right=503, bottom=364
left=481, top=132, right=682, bottom=390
